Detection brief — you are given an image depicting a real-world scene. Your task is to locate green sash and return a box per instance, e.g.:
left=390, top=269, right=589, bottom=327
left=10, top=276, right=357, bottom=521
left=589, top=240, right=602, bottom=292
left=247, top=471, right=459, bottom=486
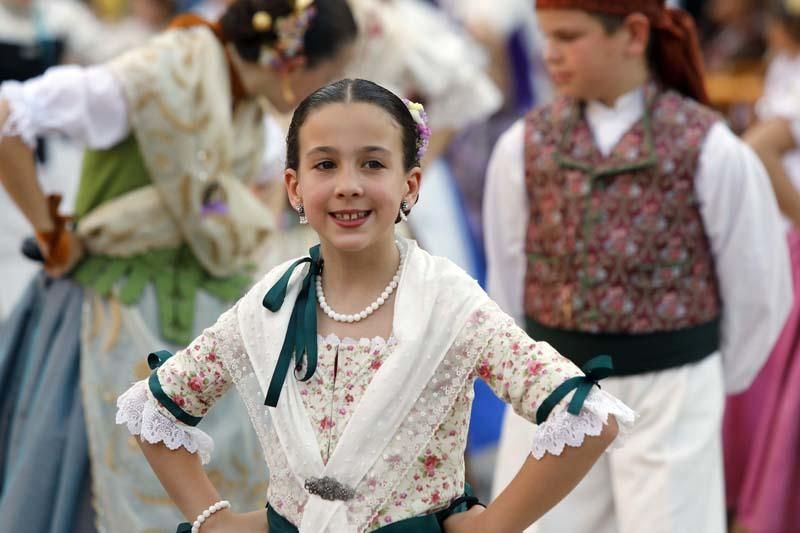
left=176, top=485, right=479, bottom=533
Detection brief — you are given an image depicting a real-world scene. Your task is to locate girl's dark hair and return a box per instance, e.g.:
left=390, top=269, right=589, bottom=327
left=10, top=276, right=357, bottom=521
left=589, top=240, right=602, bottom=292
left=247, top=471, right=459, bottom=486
left=286, top=78, right=421, bottom=171
left=220, top=0, right=357, bottom=68
left=768, top=0, right=800, bottom=43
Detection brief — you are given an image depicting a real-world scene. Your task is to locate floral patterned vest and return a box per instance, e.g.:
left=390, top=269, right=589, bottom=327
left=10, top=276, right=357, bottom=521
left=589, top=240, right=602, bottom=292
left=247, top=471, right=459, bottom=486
left=523, top=85, right=722, bottom=334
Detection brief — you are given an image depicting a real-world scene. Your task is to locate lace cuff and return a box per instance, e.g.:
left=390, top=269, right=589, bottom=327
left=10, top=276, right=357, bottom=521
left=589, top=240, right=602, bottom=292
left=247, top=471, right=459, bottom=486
left=530, top=388, right=636, bottom=460
left=115, top=380, right=215, bottom=464
left=0, top=81, right=36, bottom=148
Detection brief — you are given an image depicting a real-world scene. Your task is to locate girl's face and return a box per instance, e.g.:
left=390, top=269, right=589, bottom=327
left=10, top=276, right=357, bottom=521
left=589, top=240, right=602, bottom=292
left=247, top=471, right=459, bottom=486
left=285, top=102, right=421, bottom=254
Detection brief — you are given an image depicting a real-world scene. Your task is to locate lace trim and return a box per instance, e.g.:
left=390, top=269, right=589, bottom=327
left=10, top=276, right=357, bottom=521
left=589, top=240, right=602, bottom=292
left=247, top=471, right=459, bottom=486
left=530, top=388, right=636, bottom=460
left=317, top=333, right=398, bottom=348
left=0, top=81, right=36, bottom=148
left=115, top=380, right=215, bottom=464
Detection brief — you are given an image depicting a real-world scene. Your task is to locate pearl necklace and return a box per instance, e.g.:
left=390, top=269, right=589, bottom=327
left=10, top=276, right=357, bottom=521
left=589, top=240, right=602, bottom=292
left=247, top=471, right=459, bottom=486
left=316, top=244, right=405, bottom=323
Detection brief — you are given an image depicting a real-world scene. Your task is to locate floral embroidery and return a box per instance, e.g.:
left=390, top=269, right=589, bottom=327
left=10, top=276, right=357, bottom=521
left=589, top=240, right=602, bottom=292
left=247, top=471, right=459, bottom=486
left=476, top=362, right=491, bottom=380
left=527, top=360, right=544, bottom=376
left=419, top=453, right=441, bottom=477
left=188, top=376, right=204, bottom=392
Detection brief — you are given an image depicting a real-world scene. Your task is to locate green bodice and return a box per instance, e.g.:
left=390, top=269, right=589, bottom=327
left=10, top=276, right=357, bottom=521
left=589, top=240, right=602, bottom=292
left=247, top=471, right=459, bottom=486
left=71, top=136, right=250, bottom=344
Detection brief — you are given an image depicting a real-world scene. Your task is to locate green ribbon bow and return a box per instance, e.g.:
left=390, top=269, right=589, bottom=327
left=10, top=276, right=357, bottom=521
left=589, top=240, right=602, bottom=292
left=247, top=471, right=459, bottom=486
left=262, top=245, right=322, bottom=407
left=535, top=355, right=614, bottom=425
left=147, top=349, right=203, bottom=427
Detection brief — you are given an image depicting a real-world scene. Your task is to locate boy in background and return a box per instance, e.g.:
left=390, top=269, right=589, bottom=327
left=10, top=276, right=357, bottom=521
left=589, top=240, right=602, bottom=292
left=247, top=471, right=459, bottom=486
left=485, top=2, right=792, bottom=532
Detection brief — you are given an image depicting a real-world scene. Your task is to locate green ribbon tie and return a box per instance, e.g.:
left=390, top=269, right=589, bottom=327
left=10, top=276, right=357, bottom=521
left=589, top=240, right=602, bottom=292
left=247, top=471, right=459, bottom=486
left=262, top=245, right=322, bottom=407
left=147, top=349, right=203, bottom=427
left=535, top=355, right=614, bottom=424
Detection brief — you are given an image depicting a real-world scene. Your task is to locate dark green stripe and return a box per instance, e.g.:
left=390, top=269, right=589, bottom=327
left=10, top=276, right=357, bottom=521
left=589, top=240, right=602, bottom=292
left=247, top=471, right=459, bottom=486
left=535, top=355, right=613, bottom=424
left=146, top=350, right=203, bottom=427
left=526, top=318, right=720, bottom=376
left=262, top=246, right=322, bottom=407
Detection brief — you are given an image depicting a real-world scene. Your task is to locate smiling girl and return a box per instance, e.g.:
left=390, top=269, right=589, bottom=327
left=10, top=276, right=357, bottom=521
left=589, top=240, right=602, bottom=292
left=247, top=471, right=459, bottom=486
left=116, top=78, right=634, bottom=533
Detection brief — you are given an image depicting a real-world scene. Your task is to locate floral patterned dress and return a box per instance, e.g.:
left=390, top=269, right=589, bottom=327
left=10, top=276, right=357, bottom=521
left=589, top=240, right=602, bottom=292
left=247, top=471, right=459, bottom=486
left=117, top=299, right=634, bottom=531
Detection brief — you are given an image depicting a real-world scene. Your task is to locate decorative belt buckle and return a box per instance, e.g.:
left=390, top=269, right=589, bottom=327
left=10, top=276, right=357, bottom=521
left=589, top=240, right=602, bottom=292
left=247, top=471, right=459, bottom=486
left=304, top=476, right=356, bottom=502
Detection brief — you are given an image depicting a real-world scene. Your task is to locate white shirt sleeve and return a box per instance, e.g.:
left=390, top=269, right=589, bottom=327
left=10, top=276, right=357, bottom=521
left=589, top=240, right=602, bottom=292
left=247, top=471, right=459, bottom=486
left=483, top=120, right=528, bottom=325
left=696, top=122, right=794, bottom=393
left=0, top=64, right=130, bottom=150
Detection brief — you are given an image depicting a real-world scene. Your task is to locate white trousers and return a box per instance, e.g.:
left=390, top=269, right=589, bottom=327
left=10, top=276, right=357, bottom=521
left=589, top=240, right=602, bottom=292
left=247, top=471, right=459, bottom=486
left=492, top=354, right=726, bottom=533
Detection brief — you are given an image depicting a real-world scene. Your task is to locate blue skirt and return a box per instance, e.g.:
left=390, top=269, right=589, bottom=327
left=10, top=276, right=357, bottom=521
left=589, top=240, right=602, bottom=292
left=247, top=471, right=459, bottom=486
left=0, top=274, right=95, bottom=533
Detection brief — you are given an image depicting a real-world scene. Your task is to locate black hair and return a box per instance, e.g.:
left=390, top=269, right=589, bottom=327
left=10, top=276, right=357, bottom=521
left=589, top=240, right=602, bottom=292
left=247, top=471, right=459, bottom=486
left=592, top=12, right=626, bottom=34
left=767, top=0, right=800, bottom=43
left=590, top=12, right=659, bottom=70
left=285, top=78, right=422, bottom=171
left=220, top=0, right=358, bottom=68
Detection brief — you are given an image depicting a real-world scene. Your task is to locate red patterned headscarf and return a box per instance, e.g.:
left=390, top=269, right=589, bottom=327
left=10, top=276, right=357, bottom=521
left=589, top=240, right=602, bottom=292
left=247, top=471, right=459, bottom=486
left=536, top=0, right=709, bottom=105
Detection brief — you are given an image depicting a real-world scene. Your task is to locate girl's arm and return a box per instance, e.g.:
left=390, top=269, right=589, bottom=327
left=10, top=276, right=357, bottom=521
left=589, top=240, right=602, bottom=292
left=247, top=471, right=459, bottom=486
left=0, top=99, right=83, bottom=276
left=743, top=117, right=800, bottom=226
left=0, top=99, right=53, bottom=233
left=0, top=65, right=129, bottom=274
left=454, top=302, right=634, bottom=532
left=117, top=306, right=266, bottom=532
left=445, top=419, right=618, bottom=533
left=138, top=441, right=267, bottom=533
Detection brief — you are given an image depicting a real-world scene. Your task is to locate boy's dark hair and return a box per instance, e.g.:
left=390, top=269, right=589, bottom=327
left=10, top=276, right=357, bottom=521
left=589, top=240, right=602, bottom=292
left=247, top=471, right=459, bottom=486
left=220, top=0, right=357, bottom=68
left=286, top=78, right=421, bottom=171
left=767, top=0, right=800, bottom=43
left=590, top=13, right=660, bottom=71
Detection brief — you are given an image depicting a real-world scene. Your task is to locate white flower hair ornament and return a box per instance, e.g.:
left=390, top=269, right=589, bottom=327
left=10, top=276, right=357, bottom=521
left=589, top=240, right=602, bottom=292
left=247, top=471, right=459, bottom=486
left=253, top=0, right=317, bottom=68
left=402, top=99, right=431, bottom=163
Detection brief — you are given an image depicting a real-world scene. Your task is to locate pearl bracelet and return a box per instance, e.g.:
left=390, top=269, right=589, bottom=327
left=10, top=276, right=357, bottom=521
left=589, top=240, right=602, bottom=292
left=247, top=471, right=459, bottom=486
left=191, top=500, right=230, bottom=533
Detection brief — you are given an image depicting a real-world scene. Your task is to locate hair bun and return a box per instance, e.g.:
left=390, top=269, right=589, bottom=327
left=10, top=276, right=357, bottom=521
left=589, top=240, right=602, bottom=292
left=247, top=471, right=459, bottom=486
left=221, top=0, right=357, bottom=68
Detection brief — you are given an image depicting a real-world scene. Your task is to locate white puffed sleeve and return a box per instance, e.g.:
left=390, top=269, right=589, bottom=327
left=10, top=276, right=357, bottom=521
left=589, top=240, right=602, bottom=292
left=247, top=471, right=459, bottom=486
left=1, top=65, right=129, bottom=149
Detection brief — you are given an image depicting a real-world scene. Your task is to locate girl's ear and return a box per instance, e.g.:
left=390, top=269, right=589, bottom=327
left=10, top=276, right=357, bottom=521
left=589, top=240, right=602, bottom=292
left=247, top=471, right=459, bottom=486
left=285, top=168, right=302, bottom=208
left=405, top=167, right=423, bottom=206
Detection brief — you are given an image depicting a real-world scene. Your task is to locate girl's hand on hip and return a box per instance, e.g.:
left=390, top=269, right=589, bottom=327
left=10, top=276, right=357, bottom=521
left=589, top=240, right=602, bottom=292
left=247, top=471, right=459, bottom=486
left=443, top=505, right=489, bottom=533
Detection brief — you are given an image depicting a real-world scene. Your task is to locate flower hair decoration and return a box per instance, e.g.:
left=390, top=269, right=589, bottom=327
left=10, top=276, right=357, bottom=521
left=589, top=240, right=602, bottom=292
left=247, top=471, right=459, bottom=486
left=253, top=0, right=317, bottom=68
left=403, top=99, right=431, bottom=163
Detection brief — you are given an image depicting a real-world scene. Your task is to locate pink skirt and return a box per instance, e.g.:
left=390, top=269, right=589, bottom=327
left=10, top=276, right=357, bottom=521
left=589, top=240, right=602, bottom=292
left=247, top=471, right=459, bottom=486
left=723, top=230, right=800, bottom=533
